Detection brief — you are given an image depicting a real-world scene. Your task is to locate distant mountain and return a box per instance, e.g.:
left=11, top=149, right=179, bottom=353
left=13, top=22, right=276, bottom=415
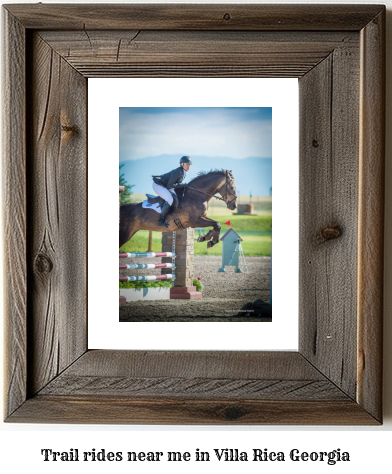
left=120, top=154, right=272, bottom=196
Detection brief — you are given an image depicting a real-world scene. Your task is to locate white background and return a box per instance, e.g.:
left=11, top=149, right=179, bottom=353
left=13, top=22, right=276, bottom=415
left=88, top=77, right=298, bottom=351
left=1, top=0, right=391, bottom=473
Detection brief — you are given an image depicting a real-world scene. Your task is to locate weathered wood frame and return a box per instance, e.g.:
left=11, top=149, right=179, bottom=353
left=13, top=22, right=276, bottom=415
left=3, top=4, right=385, bottom=424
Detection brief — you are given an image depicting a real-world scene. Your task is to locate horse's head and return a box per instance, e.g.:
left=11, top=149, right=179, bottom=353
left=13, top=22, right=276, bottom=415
left=220, top=170, right=237, bottom=211
left=189, top=169, right=238, bottom=210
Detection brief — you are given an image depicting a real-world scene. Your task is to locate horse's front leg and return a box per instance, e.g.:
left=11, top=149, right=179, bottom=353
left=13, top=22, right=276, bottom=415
left=195, top=216, right=221, bottom=248
left=197, top=228, right=214, bottom=243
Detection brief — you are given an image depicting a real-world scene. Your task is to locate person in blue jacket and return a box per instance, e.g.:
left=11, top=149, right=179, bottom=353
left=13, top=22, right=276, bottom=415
left=152, top=156, right=192, bottom=227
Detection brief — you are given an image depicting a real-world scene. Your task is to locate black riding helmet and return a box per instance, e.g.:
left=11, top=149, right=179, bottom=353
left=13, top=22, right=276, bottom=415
left=180, top=156, right=192, bottom=165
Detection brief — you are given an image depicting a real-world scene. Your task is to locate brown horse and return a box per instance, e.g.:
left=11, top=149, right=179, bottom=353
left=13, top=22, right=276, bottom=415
left=119, top=169, right=237, bottom=248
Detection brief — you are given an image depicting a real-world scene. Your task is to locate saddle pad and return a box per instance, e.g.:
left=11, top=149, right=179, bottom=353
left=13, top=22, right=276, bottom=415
left=142, top=200, right=161, bottom=214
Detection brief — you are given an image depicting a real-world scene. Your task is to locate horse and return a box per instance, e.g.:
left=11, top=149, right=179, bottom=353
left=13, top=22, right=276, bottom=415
left=119, top=169, right=238, bottom=249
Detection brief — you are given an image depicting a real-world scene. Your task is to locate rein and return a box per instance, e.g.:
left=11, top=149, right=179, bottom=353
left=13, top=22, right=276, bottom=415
left=186, top=170, right=236, bottom=206
left=186, top=186, right=226, bottom=202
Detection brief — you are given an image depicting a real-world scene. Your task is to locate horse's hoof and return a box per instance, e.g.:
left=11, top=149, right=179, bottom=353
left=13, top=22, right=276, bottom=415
left=207, top=241, right=214, bottom=249
left=197, top=235, right=205, bottom=242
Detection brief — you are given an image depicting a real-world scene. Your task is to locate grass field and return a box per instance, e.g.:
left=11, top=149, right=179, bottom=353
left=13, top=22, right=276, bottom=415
left=119, top=214, right=272, bottom=256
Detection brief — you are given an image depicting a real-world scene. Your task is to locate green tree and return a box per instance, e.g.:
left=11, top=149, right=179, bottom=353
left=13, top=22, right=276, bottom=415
left=119, top=164, right=134, bottom=204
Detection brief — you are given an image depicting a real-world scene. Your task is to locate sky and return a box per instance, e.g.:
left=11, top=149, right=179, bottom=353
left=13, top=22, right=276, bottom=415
left=119, top=107, right=272, bottom=161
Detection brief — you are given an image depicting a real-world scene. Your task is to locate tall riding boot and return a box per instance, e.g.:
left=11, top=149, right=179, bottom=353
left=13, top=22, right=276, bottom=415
left=158, top=201, right=170, bottom=227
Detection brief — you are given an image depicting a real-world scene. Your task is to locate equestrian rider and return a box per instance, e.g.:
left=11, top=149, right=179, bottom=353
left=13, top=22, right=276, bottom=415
left=152, top=156, right=192, bottom=227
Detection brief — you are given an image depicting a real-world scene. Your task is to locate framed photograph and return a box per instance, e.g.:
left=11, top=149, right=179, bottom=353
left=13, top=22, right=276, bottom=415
left=88, top=78, right=298, bottom=351
left=3, top=4, right=384, bottom=424
left=117, top=105, right=273, bottom=322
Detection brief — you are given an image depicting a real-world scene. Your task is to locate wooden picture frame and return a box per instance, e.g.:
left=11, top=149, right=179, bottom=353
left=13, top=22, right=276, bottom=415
left=3, top=4, right=385, bottom=424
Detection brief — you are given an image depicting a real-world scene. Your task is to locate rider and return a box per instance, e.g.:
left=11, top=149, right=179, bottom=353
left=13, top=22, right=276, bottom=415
left=152, top=156, right=192, bottom=227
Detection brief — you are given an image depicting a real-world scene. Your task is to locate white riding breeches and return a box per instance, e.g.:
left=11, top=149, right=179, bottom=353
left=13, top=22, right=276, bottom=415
left=152, top=182, right=174, bottom=206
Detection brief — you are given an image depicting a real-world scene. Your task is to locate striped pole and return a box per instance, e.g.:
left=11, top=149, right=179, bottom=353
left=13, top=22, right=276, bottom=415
left=119, top=252, right=176, bottom=258
left=119, top=274, right=175, bottom=282
left=172, top=231, right=176, bottom=288
left=119, top=263, right=175, bottom=270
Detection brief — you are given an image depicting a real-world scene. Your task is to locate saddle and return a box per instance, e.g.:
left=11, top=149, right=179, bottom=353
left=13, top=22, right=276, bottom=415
left=145, top=192, right=179, bottom=213
left=145, top=192, right=184, bottom=229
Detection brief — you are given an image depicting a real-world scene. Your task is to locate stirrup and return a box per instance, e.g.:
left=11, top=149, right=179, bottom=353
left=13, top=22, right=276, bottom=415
left=158, top=218, right=169, bottom=228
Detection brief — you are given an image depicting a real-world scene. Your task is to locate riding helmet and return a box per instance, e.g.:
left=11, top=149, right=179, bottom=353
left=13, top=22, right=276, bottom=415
left=180, top=156, right=192, bottom=165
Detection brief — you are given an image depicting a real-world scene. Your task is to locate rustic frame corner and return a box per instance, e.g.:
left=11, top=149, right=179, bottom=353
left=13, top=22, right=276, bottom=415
left=3, top=4, right=385, bottom=424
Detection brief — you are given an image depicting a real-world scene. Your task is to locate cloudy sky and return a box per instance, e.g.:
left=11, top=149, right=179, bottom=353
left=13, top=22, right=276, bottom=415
left=119, top=107, right=272, bottom=161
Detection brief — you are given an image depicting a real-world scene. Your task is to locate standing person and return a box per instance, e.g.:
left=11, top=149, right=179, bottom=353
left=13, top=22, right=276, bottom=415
left=152, top=156, right=192, bottom=227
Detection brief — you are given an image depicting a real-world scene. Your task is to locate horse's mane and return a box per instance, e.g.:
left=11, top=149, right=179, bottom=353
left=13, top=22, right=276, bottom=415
left=188, top=169, right=227, bottom=185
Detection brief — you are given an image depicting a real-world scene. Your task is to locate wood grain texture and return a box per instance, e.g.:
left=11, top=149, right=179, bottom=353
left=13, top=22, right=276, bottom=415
left=54, top=350, right=325, bottom=379
left=4, top=4, right=383, bottom=31
left=7, top=351, right=377, bottom=424
left=9, top=396, right=379, bottom=425
left=38, top=30, right=358, bottom=78
left=37, top=351, right=346, bottom=400
left=39, top=376, right=347, bottom=400
left=27, top=33, right=87, bottom=395
left=299, top=42, right=360, bottom=399
left=2, top=4, right=385, bottom=425
left=357, top=9, right=385, bottom=422
left=2, top=9, right=27, bottom=419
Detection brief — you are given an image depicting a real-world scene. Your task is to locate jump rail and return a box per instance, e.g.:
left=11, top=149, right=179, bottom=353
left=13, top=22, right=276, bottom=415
left=120, top=274, right=175, bottom=282
left=119, top=252, right=175, bottom=258
left=119, top=251, right=176, bottom=284
left=120, top=263, right=175, bottom=269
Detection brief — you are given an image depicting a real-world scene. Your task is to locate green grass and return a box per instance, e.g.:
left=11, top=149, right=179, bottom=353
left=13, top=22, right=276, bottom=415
left=213, top=214, right=271, bottom=232
left=245, top=237, right=271, bottom=256
left=194, top=234, right=271, bottom=256
left=203, top=206, right=272, bottom=217
left=194, top=215, right=271, bottom=256
left=120, top=230, right=271, bottom=256
left=119, top=214, right=272, bottom=256
left=120, top=231, right=163, bottom=253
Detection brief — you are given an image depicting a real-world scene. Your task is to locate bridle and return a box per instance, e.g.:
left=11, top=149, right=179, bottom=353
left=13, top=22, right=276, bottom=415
left=221, top=170, right=237, bottom=207
left=186, top=170, right=237, bottom=208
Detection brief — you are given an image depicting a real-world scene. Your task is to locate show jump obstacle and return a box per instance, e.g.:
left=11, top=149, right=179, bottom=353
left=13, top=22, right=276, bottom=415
left=119, top=187, right=202, bottom=303
left=119, top=251, right=176, bottom=302
left=162, top=229, right=202, bottom=300
left=119, top=252, right=176, bottom=283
